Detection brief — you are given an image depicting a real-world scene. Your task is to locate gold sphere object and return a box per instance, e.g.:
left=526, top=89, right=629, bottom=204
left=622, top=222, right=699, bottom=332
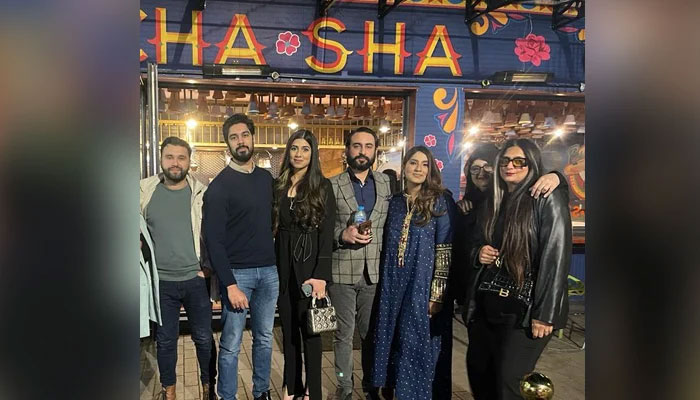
left=520, top=372, right=554, bottom=399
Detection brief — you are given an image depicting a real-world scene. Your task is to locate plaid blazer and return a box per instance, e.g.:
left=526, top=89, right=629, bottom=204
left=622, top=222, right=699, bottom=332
left=330, top=169, right=392, bottom=285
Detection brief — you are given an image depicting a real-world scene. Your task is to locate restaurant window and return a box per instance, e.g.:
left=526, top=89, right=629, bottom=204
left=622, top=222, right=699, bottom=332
left=154, top=85, right=407, bottom=184
left=462, top=93, right=585, bottom=242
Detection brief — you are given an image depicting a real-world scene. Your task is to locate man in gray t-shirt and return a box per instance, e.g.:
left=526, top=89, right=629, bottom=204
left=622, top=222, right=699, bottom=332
left=140, top=136, right=216, bottom=400
left=146, top=183, right=200, bottom=282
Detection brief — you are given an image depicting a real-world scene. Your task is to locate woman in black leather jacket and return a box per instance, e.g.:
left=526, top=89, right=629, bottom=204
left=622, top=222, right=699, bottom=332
left=466, top=138, right=571, bottom=400
left=452, top=144, right=565, bottom=313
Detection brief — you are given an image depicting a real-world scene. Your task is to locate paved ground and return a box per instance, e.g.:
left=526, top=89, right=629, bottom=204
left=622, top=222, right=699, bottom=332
left=140, top=302, right=584, bottom=399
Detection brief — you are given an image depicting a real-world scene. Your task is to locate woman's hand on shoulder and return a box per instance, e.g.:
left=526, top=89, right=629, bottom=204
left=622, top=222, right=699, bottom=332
left=456, top=199, right=473, bottom=215
left=303, top=278, right=327, bottom=299
left=529, top=172, right=561, bottom=199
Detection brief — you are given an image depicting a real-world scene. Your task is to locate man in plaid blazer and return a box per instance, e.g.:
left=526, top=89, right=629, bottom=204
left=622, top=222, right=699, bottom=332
left=328, top=127, right=392, bottom=400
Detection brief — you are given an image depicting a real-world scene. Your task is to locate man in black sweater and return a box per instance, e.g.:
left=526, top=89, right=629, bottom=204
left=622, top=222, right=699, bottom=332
left=203, top=114, right=278, bottom=400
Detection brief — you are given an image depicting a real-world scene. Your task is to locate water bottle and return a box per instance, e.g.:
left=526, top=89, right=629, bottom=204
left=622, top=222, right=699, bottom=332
left=354, top=205, right=367, bottom=226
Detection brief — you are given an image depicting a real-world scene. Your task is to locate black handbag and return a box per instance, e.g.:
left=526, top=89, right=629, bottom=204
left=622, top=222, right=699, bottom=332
left=476, top=257, right=534, bottom=307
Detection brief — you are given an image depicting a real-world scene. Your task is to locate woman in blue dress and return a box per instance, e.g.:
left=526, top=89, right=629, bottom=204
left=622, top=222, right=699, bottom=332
left=371, top=145, right=456, bottom=400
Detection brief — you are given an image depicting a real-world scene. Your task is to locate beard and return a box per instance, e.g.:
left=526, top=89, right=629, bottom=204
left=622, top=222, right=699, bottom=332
left=348, top=153, right=375, bottom=172
left=162, top=165, right=188, bottom=183
left=230, top=143, right=254, bottom=163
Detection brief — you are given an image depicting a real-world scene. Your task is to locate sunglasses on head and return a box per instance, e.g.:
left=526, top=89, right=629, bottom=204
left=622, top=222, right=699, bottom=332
left=469, top=165, right=494, bottom=175
left=498, top=156, right=528, bottom=168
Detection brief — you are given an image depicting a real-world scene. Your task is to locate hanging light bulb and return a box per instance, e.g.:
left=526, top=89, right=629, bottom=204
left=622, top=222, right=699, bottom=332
left=468, top=126, right=479, bottom=135
left=325, top=98, right=337, bottom=118
left=301, top=98, right=312, bottom=117
left=247, top=93, right=259, bottom=115
left=168, top=89, right=181, bottom=113
left=287, top=115, right=300, bottom=130
left=379, top=119, right=390, bottom=134
left=518, top=113, right=532, bottom=125
left=335, top=97, right=346, bottom=119
left=267, top=94, right=279, bottom=120
left=257, top=94, right=268, bottom=115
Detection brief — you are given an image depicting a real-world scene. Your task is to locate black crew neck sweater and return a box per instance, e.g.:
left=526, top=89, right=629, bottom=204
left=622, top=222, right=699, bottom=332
left=202, top=166, right=276, bottom=287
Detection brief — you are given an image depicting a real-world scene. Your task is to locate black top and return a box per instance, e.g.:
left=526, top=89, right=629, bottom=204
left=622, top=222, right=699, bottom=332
left=453, top=170, right=569, bottom=306
left=474, top=197, right=527, bottom=325
left=450, top=189, right=485, bottom=305
left=275, top=179, right=336, bottom=296
left=468, top=186, right=572, bottom=329
left=202, top=167, right=276, bottom=288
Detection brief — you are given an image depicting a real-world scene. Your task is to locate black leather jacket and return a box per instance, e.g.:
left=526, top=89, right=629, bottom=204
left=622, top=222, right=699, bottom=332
left=466, top=186, right=572, bottom=329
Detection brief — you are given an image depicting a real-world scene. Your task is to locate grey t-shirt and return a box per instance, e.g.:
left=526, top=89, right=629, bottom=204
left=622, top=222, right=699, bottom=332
left=146, top=183, right=200, bottom=281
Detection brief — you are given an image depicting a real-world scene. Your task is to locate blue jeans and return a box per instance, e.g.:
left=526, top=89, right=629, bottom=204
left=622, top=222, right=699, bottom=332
left=156, top=276, right=216, bottom=387
left=217, top=266, right=279, bottom=400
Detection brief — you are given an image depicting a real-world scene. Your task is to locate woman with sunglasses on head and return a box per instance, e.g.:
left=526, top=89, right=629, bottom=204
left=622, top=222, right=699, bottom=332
left=272, top=130, right=336, bottom=400
left=371, top=146, right=457, bottom=400
left=465, top=139, right=572, bottom=400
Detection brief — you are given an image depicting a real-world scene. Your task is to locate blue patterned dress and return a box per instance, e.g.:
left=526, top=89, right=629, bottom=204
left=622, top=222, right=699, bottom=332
left=372, top=192, right=455, bottom=399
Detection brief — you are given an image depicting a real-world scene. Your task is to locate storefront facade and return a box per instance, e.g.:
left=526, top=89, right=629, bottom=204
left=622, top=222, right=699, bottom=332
left=139, top=0, right=585, bottom=244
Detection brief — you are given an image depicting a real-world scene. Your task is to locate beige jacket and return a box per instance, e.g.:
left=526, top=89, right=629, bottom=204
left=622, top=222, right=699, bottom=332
left=139, top=173, right=207, bottom=259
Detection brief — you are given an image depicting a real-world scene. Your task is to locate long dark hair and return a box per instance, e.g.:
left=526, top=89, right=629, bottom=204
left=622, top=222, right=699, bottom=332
left=401, top=146, right=446, bottom=226
left=273, top=129, right=326, bottom=234
left=483, top=138, right=543, bottom=287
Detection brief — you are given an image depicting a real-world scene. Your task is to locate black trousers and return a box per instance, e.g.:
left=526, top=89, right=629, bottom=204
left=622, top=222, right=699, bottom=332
left=466, top=316, right=551, bottom=400
left=277, top=287, right=322, bottom=399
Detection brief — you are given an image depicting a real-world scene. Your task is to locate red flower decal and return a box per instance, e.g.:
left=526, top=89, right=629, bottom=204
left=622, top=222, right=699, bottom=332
left=423, top=134, right=437, bottom=147
left=514, top=33, right=551, bottom=67
left=276, top=31, right=300, bottom=56
left=435, top=159, right=444, bottom=171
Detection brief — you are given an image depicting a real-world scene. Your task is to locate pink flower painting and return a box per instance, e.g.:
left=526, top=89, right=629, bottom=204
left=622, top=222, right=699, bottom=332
left=423, top=134, right=437, bottom=147
left=276, top=31, right=300, bottom=56
left=514, top=33, right=550, bottom=67
left=434, top=159, right=444, bottom=171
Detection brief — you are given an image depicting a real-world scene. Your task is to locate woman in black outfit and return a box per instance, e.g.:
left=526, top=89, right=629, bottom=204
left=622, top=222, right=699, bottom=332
left=273, top=129, right=336, bottom=400
left=452, top=144, right=564, bottom=317
left=466, top=139, right=571, bottom=399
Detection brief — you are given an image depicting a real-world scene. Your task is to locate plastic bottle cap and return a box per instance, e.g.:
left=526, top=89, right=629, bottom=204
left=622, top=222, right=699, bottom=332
left=358, top=205, right=364, bottom=211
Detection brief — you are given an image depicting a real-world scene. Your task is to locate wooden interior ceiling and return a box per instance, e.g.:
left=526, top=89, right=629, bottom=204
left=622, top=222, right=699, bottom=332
left=466, top=98, right=585, bottom=142
left=160, top=88, right=404, bottom=122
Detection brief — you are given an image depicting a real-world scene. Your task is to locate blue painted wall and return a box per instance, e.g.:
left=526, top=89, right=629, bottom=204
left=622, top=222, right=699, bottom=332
left=140, top=0, right=585, bottom=198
